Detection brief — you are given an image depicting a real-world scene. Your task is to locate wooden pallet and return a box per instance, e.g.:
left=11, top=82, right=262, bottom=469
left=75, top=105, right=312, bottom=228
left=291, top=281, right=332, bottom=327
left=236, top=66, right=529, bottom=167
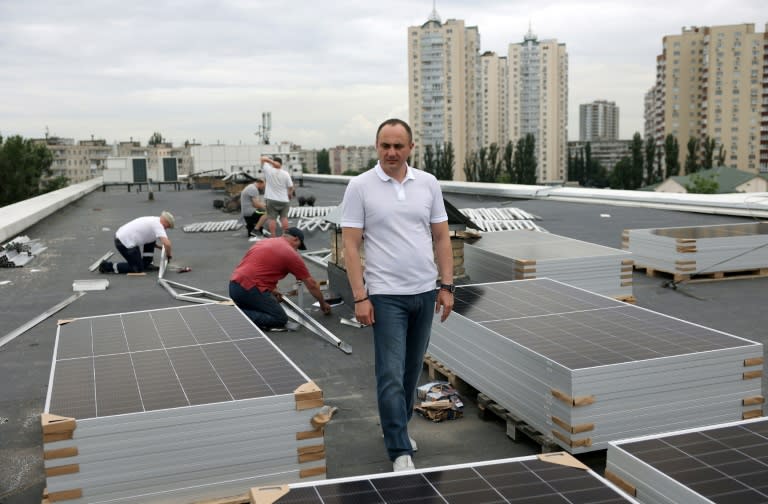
left=476, top=393, right=558, bottom=453
left=635, top=265, right=768, bottom=284
left=614, top=294, right=636, bottom=304
left=423, top=354, right=477, bottom=399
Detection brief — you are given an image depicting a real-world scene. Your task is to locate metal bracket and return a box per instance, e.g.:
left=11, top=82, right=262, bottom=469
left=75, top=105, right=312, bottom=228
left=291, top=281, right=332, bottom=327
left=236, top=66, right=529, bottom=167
left=158, top=278, right=231, bottom=304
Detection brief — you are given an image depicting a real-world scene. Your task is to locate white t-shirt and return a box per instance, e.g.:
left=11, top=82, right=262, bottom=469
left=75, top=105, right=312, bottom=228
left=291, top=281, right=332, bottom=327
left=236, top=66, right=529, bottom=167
left=341, top=163, right=448, bottom=295
left=115, top=216, right=167, bottom=248
left=263, top=163, right=293, bottom=202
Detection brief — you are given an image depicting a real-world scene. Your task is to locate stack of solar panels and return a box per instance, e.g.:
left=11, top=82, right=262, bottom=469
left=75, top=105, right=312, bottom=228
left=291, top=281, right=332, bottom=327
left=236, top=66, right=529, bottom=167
left=605, top=417, right=768, bottom=503
left=42, top=303, right=327, bottom=504
left=623, top=221, right=768, bottom=279
left=464, top=230, right=633, bottom=298
left=249, top=452, right=637, bottom=504
left=428, top=278, right=763, bottom=454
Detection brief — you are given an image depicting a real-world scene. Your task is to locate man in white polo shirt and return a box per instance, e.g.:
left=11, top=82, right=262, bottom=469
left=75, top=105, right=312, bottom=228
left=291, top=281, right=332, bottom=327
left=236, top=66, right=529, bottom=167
left=99, top=211, right=174, bottom=274
left=341, top=118, right=455, bottom=472
left=261, top=156, right=293, bottom=237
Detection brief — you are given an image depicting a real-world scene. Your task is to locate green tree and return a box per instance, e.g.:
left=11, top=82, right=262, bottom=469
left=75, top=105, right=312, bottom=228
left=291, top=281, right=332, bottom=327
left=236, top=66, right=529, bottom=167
left=701, top=136, right=716, bottom=170
left=685, top=173, right=719, bottom=194
left=572, top=149, right=585, bottom=185
left=42, top=175, right=70, bottom=193
left=316, top=149, right=330, bottom=174
left=716, top=144, right=727, bottom=166
left=463, top=151, right=477, bottom=181
left=423, top=145, right=436, bottom=176
left=664, top=134, right=680, bottom=177
left=519, top=134, right=537, bottom=184
left=591, top=161, right=610, bottom=188
left=655, top=146, right=665, bottom=182
left=503, top=141, right=514, bottom=182
left=148, top=132, right=164, bottom=146
left=0, top=135, right=54, bottom=206
left=583, top=142, right=593, bottom=186
left=365, top=158, right=378, bottom=170
left=436, top=142, right=454, bottom=181
left=644, top=136, right=656, bottom=185
left=630, top=132, right=644, bottom=189
left=610, top=156, right=633, bottom=189
left=684, top=136, right=699, bottom=174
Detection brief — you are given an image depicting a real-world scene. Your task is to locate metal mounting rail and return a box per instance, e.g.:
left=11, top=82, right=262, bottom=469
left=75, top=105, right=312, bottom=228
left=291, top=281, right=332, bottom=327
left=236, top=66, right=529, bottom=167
left=0, top=292, right=85, bottom=349
left=281, top=296, right=352, bottom=354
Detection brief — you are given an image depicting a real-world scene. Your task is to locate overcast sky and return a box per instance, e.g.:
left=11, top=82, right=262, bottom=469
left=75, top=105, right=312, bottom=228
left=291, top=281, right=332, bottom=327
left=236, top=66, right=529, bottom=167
left=0, top=1, right=765, bottom=149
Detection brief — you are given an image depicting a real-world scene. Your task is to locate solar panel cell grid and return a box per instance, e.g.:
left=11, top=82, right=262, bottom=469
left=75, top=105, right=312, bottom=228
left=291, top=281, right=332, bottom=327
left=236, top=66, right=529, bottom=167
left=48, top=305, right=306, bottom=419
left=269, top=458, right=631, bottom=504
left=616, top=420, right=768, bottom=502
left=454, top=280, right=752, bottom=370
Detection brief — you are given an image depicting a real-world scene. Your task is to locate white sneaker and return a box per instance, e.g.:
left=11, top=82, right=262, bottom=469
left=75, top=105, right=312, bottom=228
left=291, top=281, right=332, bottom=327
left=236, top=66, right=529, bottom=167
left=380, top=434, right=418, bottom=452
left=393, top=455, right=415, bottom=472
left=285, top=321, right=300, bottom=331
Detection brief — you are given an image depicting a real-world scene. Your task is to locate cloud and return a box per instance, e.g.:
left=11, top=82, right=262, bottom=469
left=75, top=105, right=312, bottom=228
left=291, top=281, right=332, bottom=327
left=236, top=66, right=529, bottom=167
left=0, top=0, right=765, bottom=149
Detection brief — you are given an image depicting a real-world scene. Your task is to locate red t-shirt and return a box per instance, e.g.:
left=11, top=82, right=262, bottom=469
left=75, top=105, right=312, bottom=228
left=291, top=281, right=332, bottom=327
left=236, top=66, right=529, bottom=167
left=230, top=237, right=310, bottom=291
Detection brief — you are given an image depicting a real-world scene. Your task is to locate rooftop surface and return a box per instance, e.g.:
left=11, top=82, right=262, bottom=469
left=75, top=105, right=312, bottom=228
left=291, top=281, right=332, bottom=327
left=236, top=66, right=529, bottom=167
left=1, top=180, right=766, bottom=503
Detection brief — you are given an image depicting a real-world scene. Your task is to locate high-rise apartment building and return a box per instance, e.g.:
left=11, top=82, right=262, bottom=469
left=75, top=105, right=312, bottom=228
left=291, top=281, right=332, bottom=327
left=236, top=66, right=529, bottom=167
left=408, top=9, right=480, bottom=181
left=579, top=100, right=619, bottom=141
left=479, top=51, right=509, bottom=149
left=647, top=23, right=768, bottom=174
left=508, top=29, right=569, bottom=183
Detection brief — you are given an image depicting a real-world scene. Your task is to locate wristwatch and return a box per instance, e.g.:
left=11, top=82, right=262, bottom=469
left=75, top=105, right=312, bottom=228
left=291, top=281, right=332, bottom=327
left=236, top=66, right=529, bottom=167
left=439, top=283, right=456, bottom=294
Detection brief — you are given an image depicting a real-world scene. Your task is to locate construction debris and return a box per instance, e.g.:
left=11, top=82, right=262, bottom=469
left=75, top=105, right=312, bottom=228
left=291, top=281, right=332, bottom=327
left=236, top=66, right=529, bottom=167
left=0, top=236, right=47, bottom=267
left=415, top=381, right=464, bottom=422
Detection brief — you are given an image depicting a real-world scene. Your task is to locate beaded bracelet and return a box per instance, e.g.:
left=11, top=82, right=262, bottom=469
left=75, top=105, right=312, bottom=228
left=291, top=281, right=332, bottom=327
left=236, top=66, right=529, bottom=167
left=354, top=296, right=369, bottom=304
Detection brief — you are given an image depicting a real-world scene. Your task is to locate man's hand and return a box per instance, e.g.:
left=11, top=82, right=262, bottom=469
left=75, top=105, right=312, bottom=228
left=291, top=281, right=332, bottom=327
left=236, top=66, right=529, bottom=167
left=272, top=290, right=284, bottom=302
left=354, top=298, right=375, bottom=326
left=319, top=300, right=332, bottom=315
left=435, top=289, right=454, bottom=322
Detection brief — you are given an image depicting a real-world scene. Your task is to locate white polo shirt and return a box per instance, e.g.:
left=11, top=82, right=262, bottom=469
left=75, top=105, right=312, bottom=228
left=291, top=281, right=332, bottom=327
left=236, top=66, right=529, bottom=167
left=115, top=216, right=167, bottom=248
left=263, top=163, right=293, bottom=202
left=341, top=163, right=447, bottom=295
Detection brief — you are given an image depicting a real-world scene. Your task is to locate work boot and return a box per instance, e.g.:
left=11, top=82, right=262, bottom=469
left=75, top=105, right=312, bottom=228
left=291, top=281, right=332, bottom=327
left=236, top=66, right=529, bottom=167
left=98, top=261, right=113, bottom=273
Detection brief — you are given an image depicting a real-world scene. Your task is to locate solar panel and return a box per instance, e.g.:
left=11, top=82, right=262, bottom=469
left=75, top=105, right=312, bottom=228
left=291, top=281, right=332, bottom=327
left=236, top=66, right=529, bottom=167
left=47, top=303, right=306, bottom=419
left=607, top=418, right=768, bottom=503
left=428, top=279, right=763, bottom=453
left=252, top=453, right=637, bottom=504
left=43, top=304, right=326, bottom=503
left=452, top=280, right=754, bottom=369
left=462, top=230, right=633, bottom=299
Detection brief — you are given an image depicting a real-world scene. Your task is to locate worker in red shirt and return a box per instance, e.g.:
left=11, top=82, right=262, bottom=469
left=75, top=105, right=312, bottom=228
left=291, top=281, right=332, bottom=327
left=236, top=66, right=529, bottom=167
left=229, top=227, right=331, bottom=330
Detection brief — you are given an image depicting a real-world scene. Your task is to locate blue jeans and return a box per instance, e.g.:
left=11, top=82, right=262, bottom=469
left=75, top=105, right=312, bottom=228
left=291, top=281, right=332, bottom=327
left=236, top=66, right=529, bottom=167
left=229, top=280, right=287, bottom=329
left=113, top=239, right=155, bottom=273
left=370, top=290, right=437, bottom=461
